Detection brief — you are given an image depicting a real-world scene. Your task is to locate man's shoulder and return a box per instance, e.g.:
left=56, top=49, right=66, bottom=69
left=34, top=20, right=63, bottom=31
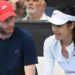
left=40, top=13, right=50, bottom=21
left=14, top=26, right=32, bottom=38
left=22, top=16, right=28, bottom=20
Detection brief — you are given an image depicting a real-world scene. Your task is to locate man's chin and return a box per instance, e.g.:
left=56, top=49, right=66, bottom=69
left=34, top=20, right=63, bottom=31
left=6, top=31, right=13, bottom=35
left=26, top=9, right=36, bottom=14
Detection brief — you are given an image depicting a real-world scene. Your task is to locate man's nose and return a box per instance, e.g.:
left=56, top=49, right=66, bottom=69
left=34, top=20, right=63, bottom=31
left=28, top=0, right=34, bottom=5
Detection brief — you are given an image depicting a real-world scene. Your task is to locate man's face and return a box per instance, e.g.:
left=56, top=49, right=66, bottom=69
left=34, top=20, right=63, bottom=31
left=0, top=16, right=16, bottom=35
left=25, top=0, right=45, bottom=15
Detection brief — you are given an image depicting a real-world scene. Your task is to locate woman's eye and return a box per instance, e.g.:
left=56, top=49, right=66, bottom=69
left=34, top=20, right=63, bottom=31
left=52, top=24, right=63, bottom=28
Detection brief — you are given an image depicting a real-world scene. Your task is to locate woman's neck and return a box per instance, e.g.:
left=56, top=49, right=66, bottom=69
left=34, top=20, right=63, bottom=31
left=61, top=35, right=73, bottom=46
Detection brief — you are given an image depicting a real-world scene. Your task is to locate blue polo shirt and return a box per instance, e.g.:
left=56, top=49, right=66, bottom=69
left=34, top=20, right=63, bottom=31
left=0, top=26, right=38, bottom=75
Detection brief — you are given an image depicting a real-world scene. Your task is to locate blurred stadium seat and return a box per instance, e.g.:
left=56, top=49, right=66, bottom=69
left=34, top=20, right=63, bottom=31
left=45, top=6, right=55, bottom=17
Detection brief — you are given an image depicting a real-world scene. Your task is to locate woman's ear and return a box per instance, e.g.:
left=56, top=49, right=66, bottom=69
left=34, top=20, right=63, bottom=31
left=70, top=22, right=75, bottom=29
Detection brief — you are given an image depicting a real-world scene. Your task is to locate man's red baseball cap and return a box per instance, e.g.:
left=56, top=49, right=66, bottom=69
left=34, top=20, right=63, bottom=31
left=0, top=1, right=16, bottom=21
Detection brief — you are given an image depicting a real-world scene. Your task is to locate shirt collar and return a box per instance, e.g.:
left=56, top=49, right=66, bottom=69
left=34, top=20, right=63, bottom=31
left=40, top=13, right=50, bottom=21
left=66, top=42, right=74, bottom=55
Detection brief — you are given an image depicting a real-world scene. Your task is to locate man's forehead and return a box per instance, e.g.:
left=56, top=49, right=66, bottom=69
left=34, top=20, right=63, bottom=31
left=25, top=0, right=44, bottom=2
left=36, top=0, right=44, bottom=3
left=37, top=0, right=45, bottom=4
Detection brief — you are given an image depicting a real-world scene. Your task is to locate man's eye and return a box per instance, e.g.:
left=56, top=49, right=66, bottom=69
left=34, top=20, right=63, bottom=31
left=25, top=0, right=30, bottom=2
left=33, top=0, right=39, bottom=2
left=3, top=17, right=15, bottom=23
left=25, top=0, right=39, bottom=2
left=4, top=19, right=9, bottom=23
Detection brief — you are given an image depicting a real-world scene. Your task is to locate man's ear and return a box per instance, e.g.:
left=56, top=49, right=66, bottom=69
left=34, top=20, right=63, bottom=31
left=42, top=1, right=46, bottom=11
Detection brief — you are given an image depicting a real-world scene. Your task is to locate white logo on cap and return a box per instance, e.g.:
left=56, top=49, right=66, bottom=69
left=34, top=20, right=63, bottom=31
left=2, top=5, right=7, bottom=10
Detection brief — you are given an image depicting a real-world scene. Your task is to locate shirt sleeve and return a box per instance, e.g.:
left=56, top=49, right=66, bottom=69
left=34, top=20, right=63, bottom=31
left=21, top=31, right=38, bottom=66
left=43, top=37, right=55, bottom=75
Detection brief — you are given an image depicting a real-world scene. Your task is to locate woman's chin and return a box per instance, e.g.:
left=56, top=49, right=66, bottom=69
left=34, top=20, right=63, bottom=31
left=55, top=35, right=61, bottom=40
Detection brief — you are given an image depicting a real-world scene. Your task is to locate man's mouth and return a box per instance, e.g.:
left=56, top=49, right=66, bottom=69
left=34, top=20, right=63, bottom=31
left=0, top=27, right=13, bottom=35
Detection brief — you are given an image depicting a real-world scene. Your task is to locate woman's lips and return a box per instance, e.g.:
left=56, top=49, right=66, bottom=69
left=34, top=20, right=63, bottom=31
left=55, top=33, right=61, bottom=36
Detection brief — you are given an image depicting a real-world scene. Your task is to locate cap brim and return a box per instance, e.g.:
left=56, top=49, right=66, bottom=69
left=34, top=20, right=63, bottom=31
left=48, top=17, right=68, bottom=25
left=0, top=11, right=16, bottom=21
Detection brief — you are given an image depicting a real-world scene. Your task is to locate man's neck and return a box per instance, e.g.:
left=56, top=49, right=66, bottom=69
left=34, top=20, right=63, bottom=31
left=0, top=34, right=12, bottom=40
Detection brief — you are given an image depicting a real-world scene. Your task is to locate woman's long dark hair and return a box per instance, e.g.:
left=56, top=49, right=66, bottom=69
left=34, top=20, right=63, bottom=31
left=73, top=27, right=75, bottom=44
left=55, top=3, right=75, bottom=44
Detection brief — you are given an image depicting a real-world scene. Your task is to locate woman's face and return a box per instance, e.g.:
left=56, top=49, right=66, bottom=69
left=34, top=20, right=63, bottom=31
left=52, top=23, right=74, bottom=40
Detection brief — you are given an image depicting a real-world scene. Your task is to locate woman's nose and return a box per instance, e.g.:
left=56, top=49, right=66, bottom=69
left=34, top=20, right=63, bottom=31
left=52, top=25, right=59, bottom=32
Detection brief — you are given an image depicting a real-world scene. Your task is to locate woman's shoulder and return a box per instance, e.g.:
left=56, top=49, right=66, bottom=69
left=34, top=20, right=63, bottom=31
left=44, top=35, right=57, bottom=45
